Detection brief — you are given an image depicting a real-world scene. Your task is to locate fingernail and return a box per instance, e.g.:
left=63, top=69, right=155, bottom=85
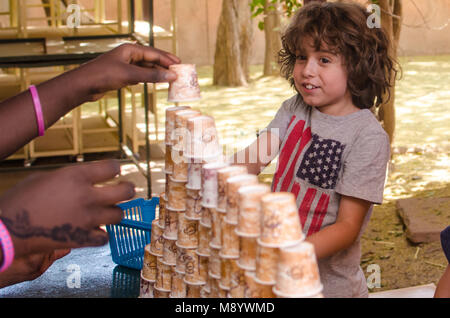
left=165, top=71, right=177, bottom=82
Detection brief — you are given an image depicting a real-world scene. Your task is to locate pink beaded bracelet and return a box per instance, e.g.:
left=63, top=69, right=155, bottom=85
left=0, top=219, right=14, bottom=273
left=29, top=85, right=45, bottom=137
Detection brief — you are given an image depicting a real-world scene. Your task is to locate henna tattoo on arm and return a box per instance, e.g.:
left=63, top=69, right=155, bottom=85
left=0, top=210, right=107, bottom=246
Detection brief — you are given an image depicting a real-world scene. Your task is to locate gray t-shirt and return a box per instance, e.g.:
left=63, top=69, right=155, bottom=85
left=263, top=95, right=390, bottom=298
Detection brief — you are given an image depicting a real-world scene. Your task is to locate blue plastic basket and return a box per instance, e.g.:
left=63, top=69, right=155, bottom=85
left=106, top=197, right=159, bottom=270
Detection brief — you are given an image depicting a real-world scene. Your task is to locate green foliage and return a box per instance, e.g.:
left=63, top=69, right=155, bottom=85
left=250, top=0, right=302, bottom=30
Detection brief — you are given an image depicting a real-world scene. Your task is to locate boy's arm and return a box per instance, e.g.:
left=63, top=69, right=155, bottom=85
left=0, top=44, right=180, bottom=160
left=306, top=195, right=371, bottom=259
left=434, top=265, right=450, bottom=298
left=228, top=131, right=281, bottom=175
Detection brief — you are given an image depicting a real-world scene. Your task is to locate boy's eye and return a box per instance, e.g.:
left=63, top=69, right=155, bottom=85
left=296, top=55, right=306, bottom=60
left=320, top=57, right=331, bottom=64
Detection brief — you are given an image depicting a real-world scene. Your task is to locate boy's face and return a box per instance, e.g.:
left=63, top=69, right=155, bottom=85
left=293, top=39, right=357, bottom=116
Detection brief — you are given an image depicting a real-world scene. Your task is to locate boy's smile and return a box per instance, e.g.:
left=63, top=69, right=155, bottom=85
left=293, top=39, right=359, bottom=116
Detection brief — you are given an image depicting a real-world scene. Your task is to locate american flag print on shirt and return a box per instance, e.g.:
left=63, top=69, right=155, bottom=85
left=272, top=116, right=346, bottom=237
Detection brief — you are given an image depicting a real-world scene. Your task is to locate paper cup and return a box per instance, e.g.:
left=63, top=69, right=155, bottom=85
left=185, top=115, right=221, bottom=159
left=184, top=248, right=202, bottom=284
left=220, top=220, right=239, bottom=258
left=255, top=243, right=279, bottom=285
left=165, top=106, right=191, bottom=146
left=236, top=184, right=271, bottom=237
left=142, top=244, right=158, bottom=281
left=201, top=162, right=229, bottom=208
left=274, top=241, right=323, bottom=297
left=163, top=209, right=179, bottom=240
left=185, top=188, right=202, bottom=220
left=229, top=262, right=246, bottom=298
left=237, top=236, right=257, bottom=271
left=200, top=205, right=213, bottom=228
left=198, top=254, right=209, bottom=284
left=244, top=271, right=275, bottom=298
left=162, top=238, right=177, bottom=266
left=185, top=281, right=205, bottom=298
left=209, top=276, right=220, bottom=298
left=158, top=193, right=167, bottom=229
left=186, top=160, right=203, bottom=190
left=225, top=174, right=259, bottom=224
left=167, top=177, right=187, bottom=211
left=150, top=220, right=164, bottom=256
left=197, top=222, right=211, bottom=256
left=173, top=109, right=202, bottom=152
left=217, top=166, right=248, bottom=212
left=155, top=257, right=173, bottom=291
left=210, top=207, right=224, bottom=248
left=168, top=64, right=202, bottom=103
left=170, top=269, right=186, bottom=298
left=164, top=144, right=174, bottom=174
left=208, top=246, right=221, bottom=278
left=177, top=212, right=199, bottom=249
left=259, top=192, right=304, bottom=247
left=153, top=286, right=171, bottom=298
left=139, top=274, right=154, bottom=298
left=175, top=246, right=187, bottom=274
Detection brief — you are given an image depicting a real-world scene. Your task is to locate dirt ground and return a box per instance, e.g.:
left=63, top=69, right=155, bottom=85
left=360, top=183, right=449, bottom=292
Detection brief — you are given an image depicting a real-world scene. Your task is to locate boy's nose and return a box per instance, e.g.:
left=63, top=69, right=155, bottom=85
left=302, top=59, right=317, bottom=78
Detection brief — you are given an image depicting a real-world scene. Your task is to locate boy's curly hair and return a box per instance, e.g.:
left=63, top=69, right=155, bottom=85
left=279, top=1, right=400, bottom=109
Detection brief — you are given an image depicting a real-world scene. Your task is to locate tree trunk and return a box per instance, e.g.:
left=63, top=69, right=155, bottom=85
left=263, top=2, right=282, bottom=76
left=213, top=0, right=253, bottom=86
left=378, top=0, right=402, bottom=150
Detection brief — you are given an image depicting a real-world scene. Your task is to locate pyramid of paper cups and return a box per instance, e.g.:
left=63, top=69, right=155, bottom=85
left=139, top=65, right=323, bottom=298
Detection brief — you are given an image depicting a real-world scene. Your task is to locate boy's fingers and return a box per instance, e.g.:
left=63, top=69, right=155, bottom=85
left=93, top=181, right=136, bottom=206
left=77, top=160, right=121, bottom=184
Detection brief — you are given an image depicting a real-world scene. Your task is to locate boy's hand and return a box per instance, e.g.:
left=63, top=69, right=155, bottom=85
left=75, top=43, right=181, bottom=101
left=0, top=160, right=134, bottom=258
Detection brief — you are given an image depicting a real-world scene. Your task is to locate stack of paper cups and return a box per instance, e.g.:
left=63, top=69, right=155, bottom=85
left=273, top=241, right=323, bottom=298
left=167, top=64, right=202, bottom=103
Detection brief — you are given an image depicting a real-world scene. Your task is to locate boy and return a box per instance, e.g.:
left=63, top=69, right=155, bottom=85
left=231, top=2, right=398, bottom=297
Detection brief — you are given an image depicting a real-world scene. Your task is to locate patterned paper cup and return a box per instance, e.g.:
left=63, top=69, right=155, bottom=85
left=259, top=192, right=304, bottom=247
left=219, top=220, right=239, bottom=258
left=163, top=208, right=179, bottom=240
left=168, top=64, right=202, bottom=103
left=162, top=237, right=177, bottom=266
left=244, top=271, right=276, bottom=298
left=176, top=212, right=199, bottom=249
left=217, top=165, right=248, bottom=212
left=185, top=115, right=221, bottom=159
left=139, top=273, right=155, bottom=298
left=201, top=162, right=229, bottom=208
left=170, top=269, right=187, bottom=298
left=255, top=241, right=279, bottom=285
left=273, top=241, right=323, bottom=298
left=142, top=244, right=158, bottom=281
left=167, top=177, right=187, bottom=211
left=165, top=106, right=191, bottom=146
left=236, top=184, right=271, bottom=237
left=236, top=236, right=257, bottom=271
left=185, top=188, right=202, bottom=220
left=155, top=257, right=173, bottom=291
left=150, top=220, right=164, bottom=256
left=225, top=174, right=259, bottom=224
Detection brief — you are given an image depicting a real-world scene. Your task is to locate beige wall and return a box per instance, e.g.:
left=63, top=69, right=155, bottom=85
left=1, top=0, right=449, bottom=64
